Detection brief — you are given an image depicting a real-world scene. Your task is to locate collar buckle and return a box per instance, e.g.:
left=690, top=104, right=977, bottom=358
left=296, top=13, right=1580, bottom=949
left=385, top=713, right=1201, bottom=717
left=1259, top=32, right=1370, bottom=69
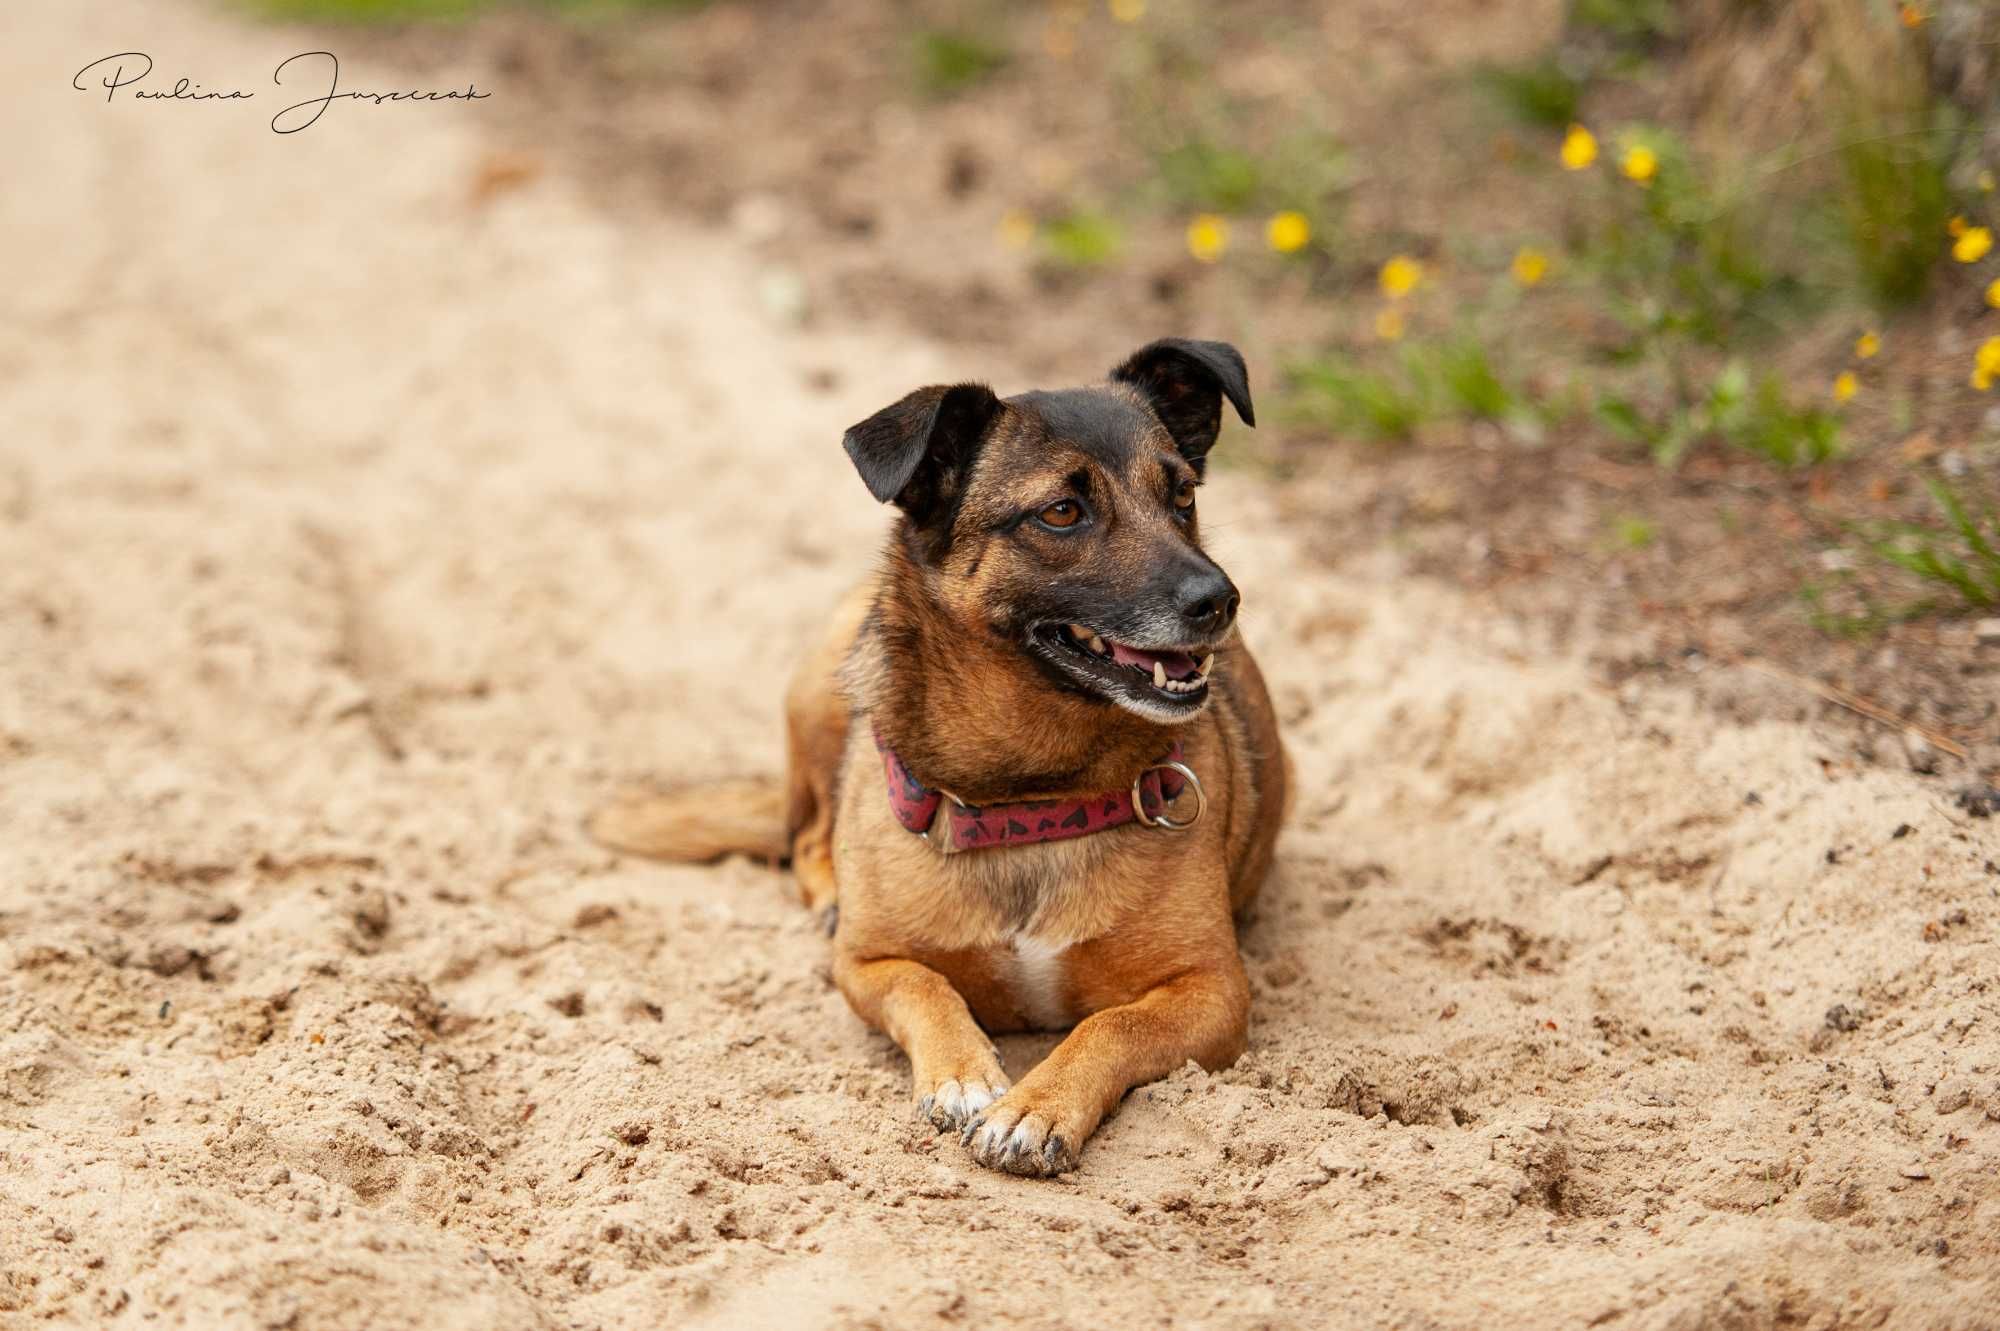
left=1132, top=760, right=1205, bottom=831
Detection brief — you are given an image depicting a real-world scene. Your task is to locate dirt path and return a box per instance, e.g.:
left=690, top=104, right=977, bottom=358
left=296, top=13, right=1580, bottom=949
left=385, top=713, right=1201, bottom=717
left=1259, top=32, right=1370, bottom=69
left=4, top=3, right=1997, bottom=1328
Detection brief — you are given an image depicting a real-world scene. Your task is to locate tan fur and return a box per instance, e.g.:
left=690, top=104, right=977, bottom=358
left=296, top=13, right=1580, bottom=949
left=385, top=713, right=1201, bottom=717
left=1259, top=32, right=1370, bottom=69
left=781, top=582, right=869, bottom=914
left=592, top=362, right=1286, bottom=1175
left=587, top=777, right=789, bottom=865
left=816, top=552, right=1285, bottom=1173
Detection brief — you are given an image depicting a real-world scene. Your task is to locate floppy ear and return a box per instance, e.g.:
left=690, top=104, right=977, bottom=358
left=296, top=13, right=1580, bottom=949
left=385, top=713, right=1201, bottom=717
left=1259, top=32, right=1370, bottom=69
left=1109, top=338, right=1254, bottom=470
left=841, top=381, right=1001, bottom=527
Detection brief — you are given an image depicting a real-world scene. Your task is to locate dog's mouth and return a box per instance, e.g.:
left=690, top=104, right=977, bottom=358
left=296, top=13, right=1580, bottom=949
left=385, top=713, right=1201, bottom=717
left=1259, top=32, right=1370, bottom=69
left=1029, top=621, right=1216, bottom=714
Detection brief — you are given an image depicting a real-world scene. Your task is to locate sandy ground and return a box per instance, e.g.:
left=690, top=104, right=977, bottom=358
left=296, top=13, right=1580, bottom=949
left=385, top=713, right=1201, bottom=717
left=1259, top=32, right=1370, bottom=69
left=4, top=3, right=2000, bottom=1328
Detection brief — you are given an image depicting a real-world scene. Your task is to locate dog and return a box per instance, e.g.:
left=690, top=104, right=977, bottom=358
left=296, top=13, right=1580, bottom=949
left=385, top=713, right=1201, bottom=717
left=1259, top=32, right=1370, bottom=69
left=591, top=338, right=1287, bottom=1175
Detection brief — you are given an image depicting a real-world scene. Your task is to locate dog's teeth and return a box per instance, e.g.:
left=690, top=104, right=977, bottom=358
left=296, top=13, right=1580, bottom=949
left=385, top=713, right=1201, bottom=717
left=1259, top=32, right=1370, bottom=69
left=1153, top=662, right=1167, bottom=689
left=1199, top=653, right=1214, bottom=678
left=1090, top=635, right=1107, bottom=655
left=1070, top=623, right=1091, bottom=641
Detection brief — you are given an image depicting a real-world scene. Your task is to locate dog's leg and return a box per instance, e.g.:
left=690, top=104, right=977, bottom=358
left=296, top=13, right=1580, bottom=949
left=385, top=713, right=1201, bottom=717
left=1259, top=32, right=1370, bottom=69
left=963, top=962, right=1249, bottom=1176
left=835, top=954, right=1010, bottom=1133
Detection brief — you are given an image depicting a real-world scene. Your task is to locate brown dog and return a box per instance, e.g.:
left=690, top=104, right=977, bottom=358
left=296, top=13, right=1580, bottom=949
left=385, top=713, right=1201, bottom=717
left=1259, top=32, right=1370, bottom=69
left=591, top=339, right=1287, bottom=1175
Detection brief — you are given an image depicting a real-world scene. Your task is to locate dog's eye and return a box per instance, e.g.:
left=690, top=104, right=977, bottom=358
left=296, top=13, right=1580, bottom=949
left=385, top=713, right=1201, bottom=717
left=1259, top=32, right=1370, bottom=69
left=1038, top=500, right=1083, bottom=529
left=1173, top=480, right=1197, bottom=513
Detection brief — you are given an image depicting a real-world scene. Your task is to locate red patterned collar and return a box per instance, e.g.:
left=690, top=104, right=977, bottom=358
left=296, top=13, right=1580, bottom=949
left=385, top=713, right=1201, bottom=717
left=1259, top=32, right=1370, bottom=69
left=872, top=730, right=1201, bottom=854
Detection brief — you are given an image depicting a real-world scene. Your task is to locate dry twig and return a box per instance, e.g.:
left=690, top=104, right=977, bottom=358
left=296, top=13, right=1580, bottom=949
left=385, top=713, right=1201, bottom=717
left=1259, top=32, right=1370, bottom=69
left=1739, top=659, right=1968, bottom=762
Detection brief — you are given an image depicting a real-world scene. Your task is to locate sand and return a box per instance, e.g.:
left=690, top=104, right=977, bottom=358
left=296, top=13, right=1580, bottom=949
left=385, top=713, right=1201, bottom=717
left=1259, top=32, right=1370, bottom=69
left=3, top=3, right=1997, bottom=1328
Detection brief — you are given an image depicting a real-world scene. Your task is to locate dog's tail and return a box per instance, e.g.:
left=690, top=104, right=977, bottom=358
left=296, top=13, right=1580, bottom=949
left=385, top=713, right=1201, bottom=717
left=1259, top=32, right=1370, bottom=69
left=587, top=778, right=790, bottom=865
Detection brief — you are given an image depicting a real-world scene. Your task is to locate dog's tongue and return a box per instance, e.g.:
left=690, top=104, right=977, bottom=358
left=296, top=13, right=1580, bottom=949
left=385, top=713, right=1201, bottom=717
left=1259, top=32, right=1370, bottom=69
left=1109, top=641, right=1200, bottom=681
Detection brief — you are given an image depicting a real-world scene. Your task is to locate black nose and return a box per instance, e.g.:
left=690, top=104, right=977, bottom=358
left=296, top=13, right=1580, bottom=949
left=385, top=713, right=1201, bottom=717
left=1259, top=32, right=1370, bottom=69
left=1176, top=568, right=1239, bottom=636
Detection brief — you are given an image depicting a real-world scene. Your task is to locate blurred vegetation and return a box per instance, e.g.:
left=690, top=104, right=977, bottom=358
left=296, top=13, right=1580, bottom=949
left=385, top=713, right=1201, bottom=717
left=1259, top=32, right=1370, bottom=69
left=251, top=0, right=1999, bottom=625
left=910, top=28, right=1010, bottom=98
left=1286, top=341, right=1528, bottom=444
left=1569, top=0, right=1678, bottom=49
left=1477, top=56, right=1583, bottom=130
left=1818, top=0, right=1965, bottom=307
left=251, top=0, right=704, bottom=17
left=1865, top=477, right=2000, bottom=610
left=1039, top=211, right=1125, bottom=268
left=1608, top=514, right=1658, bottom=550
left=1811, top=476, right=2000, bottom=628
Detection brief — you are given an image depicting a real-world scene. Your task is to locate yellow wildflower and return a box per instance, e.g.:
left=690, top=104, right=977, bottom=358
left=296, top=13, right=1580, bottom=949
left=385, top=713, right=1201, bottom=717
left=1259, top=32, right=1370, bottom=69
left=1988, top=278, right=2000, bottom=308
left=1854, top=331, right=1880, bottom=360
left=1512, top=247, right=1550, bottom=287
left=1185, top=214, right=1228, bottom=264
left=1955, top=227, right=1994, bottom=263
left=1621, top=145, right=1658, bottom=184
left=1899, top=3, right=1923, bottom=27
left=1976, top=366, right=1995, bottom=392
left=1977, top=336, right=2000, bottom=376
left=1832, top=371, right=1858, bottom=403
left=1374, top=307, right=1406, bottom=342
left=1266, top=210, right=1311, bottom=254
left=1560, top=124, right=1598, bottom=171
left=1108, top=0, right=1145, bottom=20
left=1379, top=254, right=1423, bottom=298
left=1981, top=170, right=1998, bottom=195
left=1948, top=215, right=1969, bottom=237
left=997, top=209, right=1036, bottom=252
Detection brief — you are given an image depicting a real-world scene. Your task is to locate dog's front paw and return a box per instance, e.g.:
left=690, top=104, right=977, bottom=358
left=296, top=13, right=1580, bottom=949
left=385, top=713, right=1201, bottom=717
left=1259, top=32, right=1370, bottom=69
left=917, top=1075, right=1008, bottom=1133
left=961, top=1101, right=1079, bottom=1177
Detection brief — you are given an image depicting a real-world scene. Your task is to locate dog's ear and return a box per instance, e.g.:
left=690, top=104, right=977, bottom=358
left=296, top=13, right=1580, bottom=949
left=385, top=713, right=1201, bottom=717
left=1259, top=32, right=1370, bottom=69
left=841, top=382, right=1002, bottom=527
left=1109, top=338, right=1254, bottom=471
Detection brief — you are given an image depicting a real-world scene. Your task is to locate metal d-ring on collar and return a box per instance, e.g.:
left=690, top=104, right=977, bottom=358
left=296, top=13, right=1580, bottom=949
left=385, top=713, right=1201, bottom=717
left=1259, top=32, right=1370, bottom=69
left=918, top=785, right=971, bottom=844
left=1132, top=760, right=1205, bottom=831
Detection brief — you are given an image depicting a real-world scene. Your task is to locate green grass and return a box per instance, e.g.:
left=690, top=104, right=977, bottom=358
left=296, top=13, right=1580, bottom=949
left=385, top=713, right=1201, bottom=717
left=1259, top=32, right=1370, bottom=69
left=1707, top=362, right=1842, bottom=468
left=1864, top=477, right=2000, bottom=610
left=1284, top=341, right=1526, bottom=443
left=1431, top=341, right=1518, bottom=421
left=1804, top=478, right=2000, bottom=632
left=1285, top=357, right=1429, bottom=442
left=1146, top=127, right=1349, bottom=239
left=1568, top=0, right=1678, bottom=48
left=1798, top=580, right=1929, bottom=638
left=1582, top=127, right=1808, bottom=351
left=1562, top=124, right=1848, bottom=470
left=1038, top=211, right=1125, bottom=269
left=1593, top=360, right=1838, bottom=469
left=1834, top=114, right=1956, bottom=308
left=1477, top=56, right=1583, bottom=129
left=1813, top=2, right=1961, bottom=309
left=1609, top=514, right=1658, bottom=549
left=1593, top=391, right=1700, bottom=467
left=1155, top=138, right=1266, bottom=213
left=910, top=29, right=1010, bottom=99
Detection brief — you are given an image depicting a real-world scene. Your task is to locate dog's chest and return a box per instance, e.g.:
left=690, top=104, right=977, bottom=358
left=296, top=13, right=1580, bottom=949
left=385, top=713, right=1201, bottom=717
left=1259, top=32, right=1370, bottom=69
left=947, top=834, right=1113, bottom=934
left=999, top=932, right=1073, bottom=1030
left=931, top=843, right=1118, bottom=1030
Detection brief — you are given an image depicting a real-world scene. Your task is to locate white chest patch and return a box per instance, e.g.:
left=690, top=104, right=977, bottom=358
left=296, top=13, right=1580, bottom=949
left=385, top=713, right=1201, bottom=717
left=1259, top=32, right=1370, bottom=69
left=1006, top=934, right=1072, bottom=1030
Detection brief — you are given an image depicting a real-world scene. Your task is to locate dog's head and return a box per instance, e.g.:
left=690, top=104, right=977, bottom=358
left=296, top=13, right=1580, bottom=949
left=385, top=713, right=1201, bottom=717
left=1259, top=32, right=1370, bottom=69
left=842, top=339, right=1253, bottom=723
